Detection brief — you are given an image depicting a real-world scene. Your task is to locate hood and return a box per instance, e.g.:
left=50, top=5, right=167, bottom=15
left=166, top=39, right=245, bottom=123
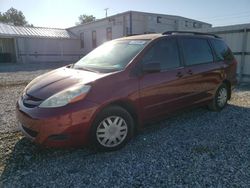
left=25, top=67, right=108, bottom=100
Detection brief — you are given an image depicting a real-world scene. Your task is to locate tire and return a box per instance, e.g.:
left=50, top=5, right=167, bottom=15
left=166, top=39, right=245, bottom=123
left=208, top=83, right=228, bottom=111
left=90, top=106, right=134, bottom=151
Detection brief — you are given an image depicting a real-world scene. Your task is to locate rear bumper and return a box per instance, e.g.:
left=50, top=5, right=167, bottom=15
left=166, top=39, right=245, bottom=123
left=16, top=98, right=99, bottom=148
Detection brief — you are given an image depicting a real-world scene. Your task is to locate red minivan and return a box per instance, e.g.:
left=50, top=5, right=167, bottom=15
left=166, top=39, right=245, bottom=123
left=16, top=31, right=237, bottom=151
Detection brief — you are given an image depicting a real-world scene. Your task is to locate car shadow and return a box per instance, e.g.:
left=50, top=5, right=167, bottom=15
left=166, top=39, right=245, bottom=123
left=1, top=103, right=250, bottom=187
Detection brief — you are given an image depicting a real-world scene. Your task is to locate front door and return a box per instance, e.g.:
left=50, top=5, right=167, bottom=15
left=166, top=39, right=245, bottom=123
left=139, top=38, right=190, bottom=122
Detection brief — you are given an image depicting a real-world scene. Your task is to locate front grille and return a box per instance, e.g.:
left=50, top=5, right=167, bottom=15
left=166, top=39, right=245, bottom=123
left=22, top=125, right=38, bottom=138
left=22, top=94, right=43, bottom=108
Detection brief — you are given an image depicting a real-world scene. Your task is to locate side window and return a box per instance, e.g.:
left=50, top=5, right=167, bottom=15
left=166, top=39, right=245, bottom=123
left=211, top=39, right=234, bottom=61
left=181, top=38, right=213, bottom=65
left=141, top=38, right=181, bottom=70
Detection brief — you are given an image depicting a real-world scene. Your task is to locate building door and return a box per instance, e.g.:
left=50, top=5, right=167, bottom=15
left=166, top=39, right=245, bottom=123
left=92, top=31, right=97, bottom=49
left=106, top=27, right=112, bottom=41
left=0, top=38, right=16, bottom=63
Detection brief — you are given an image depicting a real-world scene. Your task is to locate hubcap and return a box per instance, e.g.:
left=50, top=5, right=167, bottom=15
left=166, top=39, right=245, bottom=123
left=217, top=87, right=227, bottom=107
left=96, top=116, right=128, bottom=147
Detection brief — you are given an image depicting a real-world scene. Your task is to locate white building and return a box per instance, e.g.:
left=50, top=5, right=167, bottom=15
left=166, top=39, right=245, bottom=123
left=0, top=23, right=81, bottom=63
left=0, top=10, right=211, bottom=64
left=68, top=11, right=212, bottom=54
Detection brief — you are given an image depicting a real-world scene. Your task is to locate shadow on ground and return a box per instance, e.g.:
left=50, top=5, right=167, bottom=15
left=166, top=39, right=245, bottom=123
left=1, top=104, right=250, bottom=187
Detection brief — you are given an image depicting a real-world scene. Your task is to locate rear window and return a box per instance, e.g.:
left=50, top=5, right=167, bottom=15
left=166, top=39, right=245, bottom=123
left=210, top=39, right=234, bottom=61
left=181, top=38, right=213, bottom=66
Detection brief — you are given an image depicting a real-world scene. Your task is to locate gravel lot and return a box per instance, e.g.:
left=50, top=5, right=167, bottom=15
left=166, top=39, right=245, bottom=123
left=0, top=62, right=69, bottom=86
left=0, top=63, right=250, bottom=187
left=0, top=62, right=69, bottom=133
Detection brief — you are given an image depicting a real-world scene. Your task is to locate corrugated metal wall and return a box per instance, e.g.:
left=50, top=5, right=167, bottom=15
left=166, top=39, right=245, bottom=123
left=192, top=24, right=250, bottom=82
left=16, top=37, right=82, bottom=63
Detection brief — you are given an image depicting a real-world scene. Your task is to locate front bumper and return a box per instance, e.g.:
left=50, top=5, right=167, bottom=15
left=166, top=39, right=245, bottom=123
left=16, top=98, right=99, bottom=148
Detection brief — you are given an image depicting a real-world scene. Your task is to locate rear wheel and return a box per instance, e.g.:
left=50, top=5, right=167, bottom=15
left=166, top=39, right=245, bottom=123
left=91, top=106, right=134, bottom=151
left=208, top=83, right=228, bottom=111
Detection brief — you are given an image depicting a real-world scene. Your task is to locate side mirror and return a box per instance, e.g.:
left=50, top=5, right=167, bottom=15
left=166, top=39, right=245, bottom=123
left=142, top=62, right=161, bottom=73
left=66, top=64, right=73, bottom=68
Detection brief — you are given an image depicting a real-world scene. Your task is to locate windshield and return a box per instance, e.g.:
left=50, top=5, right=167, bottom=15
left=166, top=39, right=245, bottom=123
left=73, top=40, right=149, bottom=73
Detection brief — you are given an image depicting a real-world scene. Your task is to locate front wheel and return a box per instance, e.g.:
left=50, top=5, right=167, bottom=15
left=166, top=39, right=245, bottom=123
left=208, top=83, right=228, bottom=111
left=91, top=106, right=134, bottom=151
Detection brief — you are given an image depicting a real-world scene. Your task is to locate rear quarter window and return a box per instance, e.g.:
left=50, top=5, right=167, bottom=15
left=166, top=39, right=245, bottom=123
left=181, top=38, right=213, bottom=66
left=210, top=39, right=234, bottom=62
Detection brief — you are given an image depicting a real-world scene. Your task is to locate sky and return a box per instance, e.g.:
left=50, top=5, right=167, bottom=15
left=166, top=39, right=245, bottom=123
left=0, top=0, right=250, bottom=28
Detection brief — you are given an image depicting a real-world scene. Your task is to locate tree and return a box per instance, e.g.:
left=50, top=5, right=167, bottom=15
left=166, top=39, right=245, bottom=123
left=26, top=23, right=34, bottom=27
left=76, top=14, right=96, bottom=25
left=0, top=7, right=29, bottom=26
left=0, top=12, right=4, bottom=22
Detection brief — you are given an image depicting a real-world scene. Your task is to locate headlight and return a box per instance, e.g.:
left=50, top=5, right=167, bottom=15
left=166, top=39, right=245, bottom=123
left=39, top=85, right=91, bottom=108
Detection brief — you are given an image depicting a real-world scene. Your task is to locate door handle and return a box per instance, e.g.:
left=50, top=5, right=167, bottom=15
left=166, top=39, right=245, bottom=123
left=176, top=72, right=183, bottom=78
left=187, top=69, right=193, bottom=75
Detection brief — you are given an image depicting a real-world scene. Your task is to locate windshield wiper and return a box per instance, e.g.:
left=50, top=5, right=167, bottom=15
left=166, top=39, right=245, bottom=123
left=74, top=66, right=99, bottom=73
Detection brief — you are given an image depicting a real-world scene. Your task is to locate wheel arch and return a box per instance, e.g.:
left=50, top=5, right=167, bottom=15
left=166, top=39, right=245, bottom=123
left=109, top=100, right=139, bottom=130
left=96, top=100, right=140, bottom=133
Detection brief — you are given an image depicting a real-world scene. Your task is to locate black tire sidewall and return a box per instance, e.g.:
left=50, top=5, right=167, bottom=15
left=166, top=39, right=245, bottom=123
left=90, top=106, right=134, bottom=151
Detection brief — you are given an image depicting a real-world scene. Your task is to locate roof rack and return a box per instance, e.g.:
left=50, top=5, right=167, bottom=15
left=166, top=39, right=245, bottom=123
left=126, top=34, right=141, bottom=36
left=162, top=31, right=220, bottom=38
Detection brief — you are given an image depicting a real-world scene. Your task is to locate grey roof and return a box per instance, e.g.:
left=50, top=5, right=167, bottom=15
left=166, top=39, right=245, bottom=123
left=0, top=22, right=77, bottom=39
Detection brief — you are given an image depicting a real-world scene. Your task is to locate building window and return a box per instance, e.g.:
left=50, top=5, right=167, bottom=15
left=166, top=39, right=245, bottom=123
left=185, top=21, right=188, bottom=27
left=92, top=30, right=97, bottom=49
left=106, top=27, right=112, bottom=41
left=193, top=22, right=201, bottom=28
left=80, top=32, right=84, bottom=48
left=157, top=16, right=162, bottom=23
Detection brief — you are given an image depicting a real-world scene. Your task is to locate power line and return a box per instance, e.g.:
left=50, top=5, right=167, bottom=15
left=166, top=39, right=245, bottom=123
left=197, top=11, right=250, bottom=21
left=204, top=14, right=250, bottom=21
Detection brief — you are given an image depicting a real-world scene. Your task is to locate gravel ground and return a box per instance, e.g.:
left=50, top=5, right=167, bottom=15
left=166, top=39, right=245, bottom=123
left=0, top=62, right=69, bottom=133
left=0, top=62, right=69, bottom=86
left=0, top=85, right=24, bottom=133
left=0, top=64, right=250, bottom=187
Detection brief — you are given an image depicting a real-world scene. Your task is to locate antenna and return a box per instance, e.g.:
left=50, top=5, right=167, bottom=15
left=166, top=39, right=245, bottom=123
left=104, top=8, right=109, bottom=18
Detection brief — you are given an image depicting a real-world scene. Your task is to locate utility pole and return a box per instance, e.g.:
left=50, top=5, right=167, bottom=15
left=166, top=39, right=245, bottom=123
left=104, top=8, right=109, bottom=18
